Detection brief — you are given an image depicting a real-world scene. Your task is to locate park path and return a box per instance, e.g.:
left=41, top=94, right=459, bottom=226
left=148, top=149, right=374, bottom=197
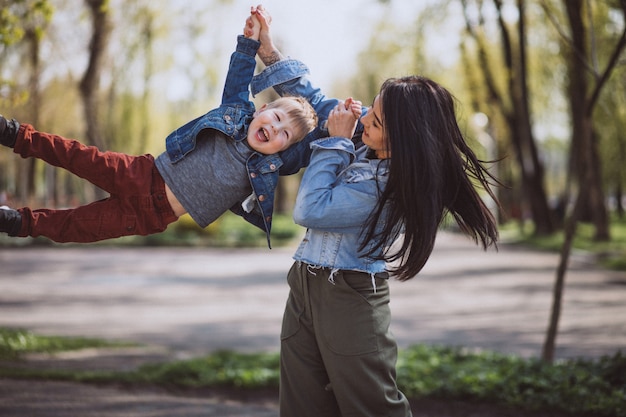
left=0, top=231, right=624, bottom=416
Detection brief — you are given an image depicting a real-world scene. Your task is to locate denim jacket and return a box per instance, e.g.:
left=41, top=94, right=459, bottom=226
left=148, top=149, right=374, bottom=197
left=292, top=137, right=390, bottom=275
left=163, top=36, right=315, bottom=247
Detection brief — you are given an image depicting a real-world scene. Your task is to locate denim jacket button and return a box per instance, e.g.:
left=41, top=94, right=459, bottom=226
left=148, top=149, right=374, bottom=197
left=258, top=195, right=266, bottom=202
left=265, top=216, right=271, bottom=222
left=250, top=172, right=257, bottom=178
left=224, top=115, right=232, bottom=122
left=269, top=163, right=276, bottom=171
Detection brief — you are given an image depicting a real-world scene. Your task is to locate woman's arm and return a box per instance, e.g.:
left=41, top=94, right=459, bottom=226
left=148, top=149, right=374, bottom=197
left=292, top=139, right=382, bottom=232
left=250, top=5, right=340, bottom=121
left=293, top=103, right=375, bottom=232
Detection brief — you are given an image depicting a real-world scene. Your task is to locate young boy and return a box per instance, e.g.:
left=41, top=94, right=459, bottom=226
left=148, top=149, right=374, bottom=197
left=0, top=19, right=317, bottom=247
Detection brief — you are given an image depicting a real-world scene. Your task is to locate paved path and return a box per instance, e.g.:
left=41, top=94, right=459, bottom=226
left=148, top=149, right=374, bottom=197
left=0, top=231, right=624, bottom=416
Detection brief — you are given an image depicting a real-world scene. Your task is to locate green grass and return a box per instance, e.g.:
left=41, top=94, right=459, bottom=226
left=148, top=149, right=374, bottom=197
left=0, top=328, right=136, bottom=360
left=396, top=345, right=626, bottom=416
left=1, top=328, right=624, bottom=416
left=500, top=214, right=626, bottom=271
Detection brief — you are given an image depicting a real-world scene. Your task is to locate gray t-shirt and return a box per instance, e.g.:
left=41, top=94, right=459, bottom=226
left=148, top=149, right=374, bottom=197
left=155, top=129, right=253, bottom=228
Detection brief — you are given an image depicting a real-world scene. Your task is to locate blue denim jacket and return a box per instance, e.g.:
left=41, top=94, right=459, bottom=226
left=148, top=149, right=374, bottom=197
left=163, top=37, right=316, bottom=247
left=252, top=60, right=389, bottom=274
left=292, top=137, right=390, bottom=275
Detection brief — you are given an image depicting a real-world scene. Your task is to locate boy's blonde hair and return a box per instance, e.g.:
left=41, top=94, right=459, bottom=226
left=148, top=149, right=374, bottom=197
left=264, top=96, right=318, bottom=144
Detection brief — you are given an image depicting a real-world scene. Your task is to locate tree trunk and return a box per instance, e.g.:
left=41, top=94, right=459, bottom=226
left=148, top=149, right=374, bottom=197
left=22, top=27, right=42, bottom=202
left=616, top=182, right=624, bottom=219
left=542, top=188, right=583, bottom=362
left=564, top=0, right=610, bottom=241
left=79, top=0, right=111, bottom=151
left=79, top=0, right=111, bottom=200
left=506, top=0, right=554, bottom=235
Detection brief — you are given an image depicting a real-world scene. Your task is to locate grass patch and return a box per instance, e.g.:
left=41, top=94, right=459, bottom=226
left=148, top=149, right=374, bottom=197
left=0, top=328, right=136, bottom=360
left=132, top=350, right=280, bottom=389
left=397, top=345, right=626, bottom=416
left=1, top=330, right=624, bottom=416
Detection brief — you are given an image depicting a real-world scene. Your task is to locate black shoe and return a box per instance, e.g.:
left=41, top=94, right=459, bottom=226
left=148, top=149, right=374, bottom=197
left=0, top=206, right=22, bottom=236
left=0, top=115, right=20, bottom=148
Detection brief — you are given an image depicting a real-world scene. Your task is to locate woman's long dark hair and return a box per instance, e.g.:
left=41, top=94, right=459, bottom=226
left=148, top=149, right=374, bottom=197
left=360, top=75, right=500, bottom=281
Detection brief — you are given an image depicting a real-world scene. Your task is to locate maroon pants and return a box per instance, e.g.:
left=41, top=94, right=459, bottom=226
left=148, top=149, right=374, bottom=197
left=14, top=124, right=178, bottom=243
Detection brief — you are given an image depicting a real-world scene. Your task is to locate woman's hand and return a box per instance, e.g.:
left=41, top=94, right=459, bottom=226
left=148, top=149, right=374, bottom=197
left=248, top=4, right=283, bottom=65
left=327, top=98, right=362, bottom=139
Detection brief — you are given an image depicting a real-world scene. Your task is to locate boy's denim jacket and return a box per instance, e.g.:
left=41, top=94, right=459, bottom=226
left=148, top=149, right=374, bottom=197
left=251, top=59, right=389, bottom=275
left=163, top=36, right=324, bottom=247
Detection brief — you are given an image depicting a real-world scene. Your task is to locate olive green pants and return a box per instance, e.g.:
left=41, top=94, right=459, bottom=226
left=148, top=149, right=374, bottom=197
left=279, top=262, right=412, bottom=417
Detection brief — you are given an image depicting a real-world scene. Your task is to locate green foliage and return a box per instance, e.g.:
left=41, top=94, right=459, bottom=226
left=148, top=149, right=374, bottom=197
left=0, top=328, right=134, bottom=360
left=0, top=0, right=54, bottom=45
left=397, top=345, right=626, bottom=416
left=0, top=7, right=25, bottom=45
left=1, top=328, right=625, bottom=416
left=134, top=350, right=280, bottom=389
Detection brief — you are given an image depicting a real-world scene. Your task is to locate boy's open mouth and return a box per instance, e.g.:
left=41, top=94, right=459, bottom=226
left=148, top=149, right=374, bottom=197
left=257, top=128, right=269, bottom=142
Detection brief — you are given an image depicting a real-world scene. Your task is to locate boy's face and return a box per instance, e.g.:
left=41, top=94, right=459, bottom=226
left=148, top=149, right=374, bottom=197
left=247, top=105, right=296, bottom=154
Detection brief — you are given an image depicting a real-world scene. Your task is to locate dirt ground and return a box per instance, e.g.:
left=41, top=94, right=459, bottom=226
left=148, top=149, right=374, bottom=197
left=1, top=231, right=623, bottom=416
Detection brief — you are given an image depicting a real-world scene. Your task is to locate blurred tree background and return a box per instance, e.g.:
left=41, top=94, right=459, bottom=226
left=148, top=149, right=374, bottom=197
left=0, top=0, right=625, bottom=244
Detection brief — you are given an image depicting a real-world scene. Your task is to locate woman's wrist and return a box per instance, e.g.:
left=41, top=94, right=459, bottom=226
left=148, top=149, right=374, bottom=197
left=258, top=43, right=284, bottom=66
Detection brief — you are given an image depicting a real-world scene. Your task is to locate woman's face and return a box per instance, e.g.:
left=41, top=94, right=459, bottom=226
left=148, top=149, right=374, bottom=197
left=361, top=94, right=390, bottom=159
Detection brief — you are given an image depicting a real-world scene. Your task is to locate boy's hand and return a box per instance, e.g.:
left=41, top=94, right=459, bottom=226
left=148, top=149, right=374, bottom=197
left=252, top=5, right=272, bottom=47
left=327, top=99, right=361, bottom=139
left=344, top=97, right=363, bottom=119
left=244, top=9, right=261, bottom=40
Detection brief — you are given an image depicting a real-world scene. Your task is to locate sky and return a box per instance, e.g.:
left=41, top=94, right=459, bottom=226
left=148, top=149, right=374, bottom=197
left=43, top=0, right=455, bottom=105
left=161, top=0, right=439, bottom=100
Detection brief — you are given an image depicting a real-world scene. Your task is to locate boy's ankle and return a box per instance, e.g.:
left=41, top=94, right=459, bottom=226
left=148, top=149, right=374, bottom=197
left=0, top=115, right=20, bottom=148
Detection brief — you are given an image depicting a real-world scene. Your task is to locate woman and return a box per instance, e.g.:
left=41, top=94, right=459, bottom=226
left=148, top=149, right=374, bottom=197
left=248, top=6, right=500, bottom=416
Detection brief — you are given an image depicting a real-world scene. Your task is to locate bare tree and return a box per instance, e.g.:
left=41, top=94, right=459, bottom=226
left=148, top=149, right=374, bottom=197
left=461, top=0, right=556, bottom=235
left=541, top=0, right=626, bottom=362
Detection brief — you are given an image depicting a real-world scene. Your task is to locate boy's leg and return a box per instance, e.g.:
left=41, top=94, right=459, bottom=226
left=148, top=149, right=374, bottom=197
left=13, top=123, right=147, bottom=194
left=279, top=263, right=342, bottom=417
left=2, top=120, right=177, bottom=242
left=13, top=160, right=177, bottom=243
